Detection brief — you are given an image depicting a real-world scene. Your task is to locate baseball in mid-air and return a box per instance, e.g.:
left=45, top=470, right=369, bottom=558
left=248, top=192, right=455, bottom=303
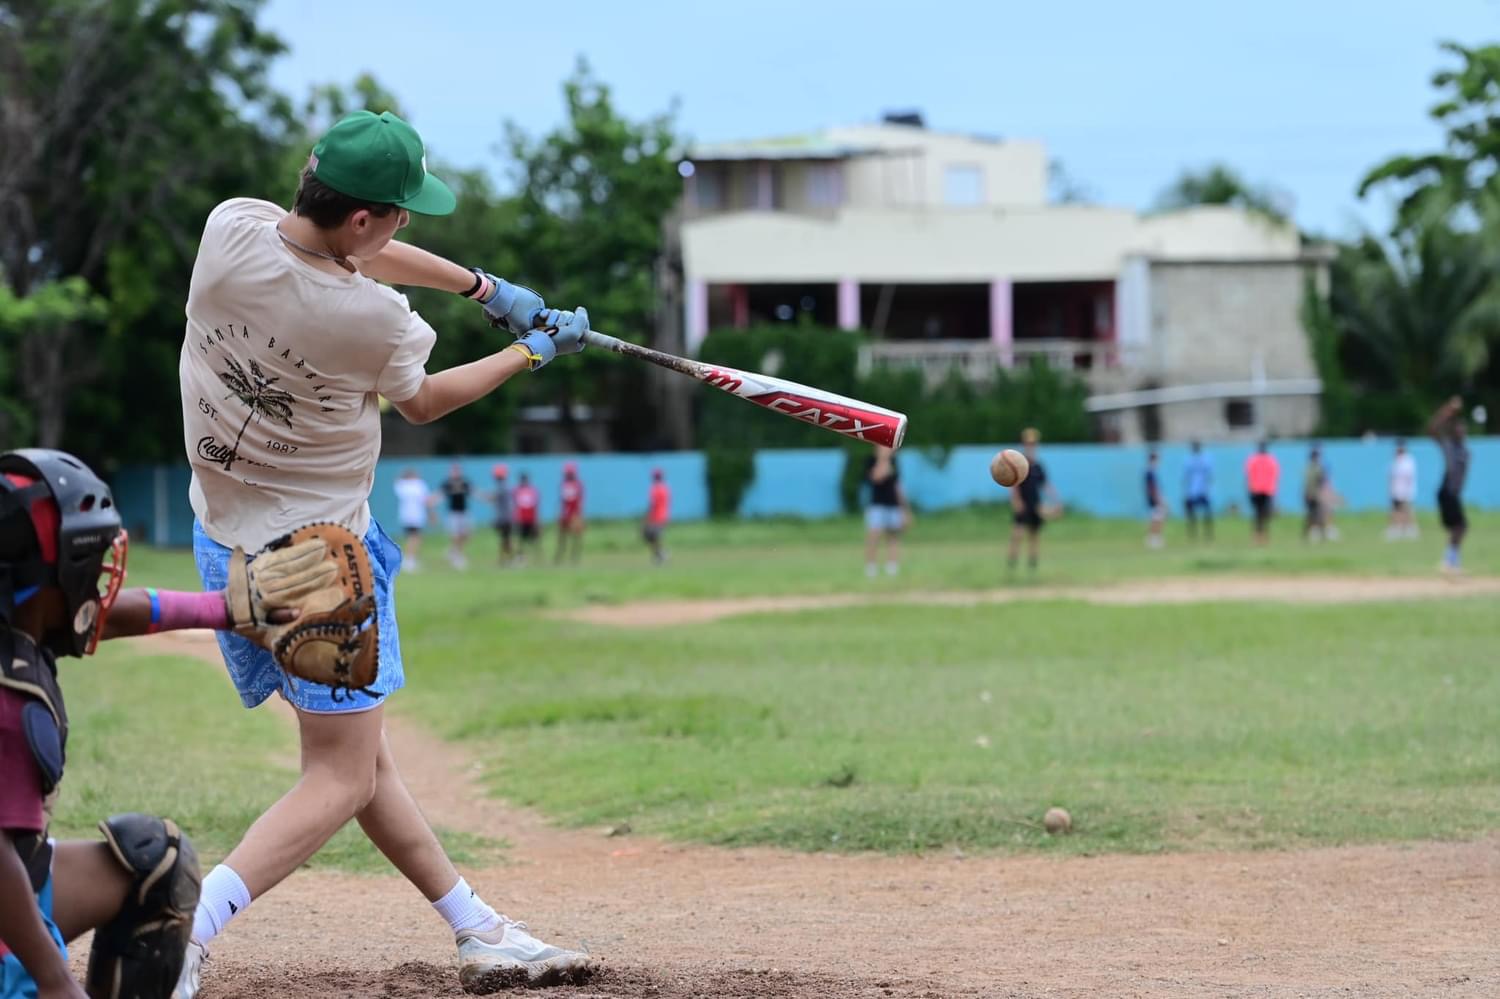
left=990, top=448, right=1029, bottom=488
left=1043, top=807, right=1072, bottom=834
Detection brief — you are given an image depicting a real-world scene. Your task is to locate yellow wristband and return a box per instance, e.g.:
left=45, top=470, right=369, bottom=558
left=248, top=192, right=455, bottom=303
left=507, top=341, right=542, bottom=370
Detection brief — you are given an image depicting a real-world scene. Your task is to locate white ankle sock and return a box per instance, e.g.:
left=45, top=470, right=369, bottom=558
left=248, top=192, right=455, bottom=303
left=192, top=865, right=251, bottom=945
left=433, top=877, right=501, bottom=934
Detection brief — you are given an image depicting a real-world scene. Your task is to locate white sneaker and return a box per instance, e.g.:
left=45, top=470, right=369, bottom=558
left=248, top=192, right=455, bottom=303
left=456, top=917, right=592, bottom=991
left=172, top=940, right=207, bottom=999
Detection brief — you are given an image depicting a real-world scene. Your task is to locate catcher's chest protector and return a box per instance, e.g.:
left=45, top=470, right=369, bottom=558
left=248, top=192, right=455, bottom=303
left=0, top=630, right=68, bottom=795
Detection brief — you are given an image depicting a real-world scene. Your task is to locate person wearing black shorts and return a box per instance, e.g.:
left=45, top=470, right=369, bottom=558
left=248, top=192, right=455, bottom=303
left=1007, top=427, right=1057, bottom=571
left=1144, top=451, right=1165, bottom=549
left=440, top=463, right=473, bottom=570
left=1430, top=396, right=1471, bottom=572
left=487, top=463, right=515, bottom=566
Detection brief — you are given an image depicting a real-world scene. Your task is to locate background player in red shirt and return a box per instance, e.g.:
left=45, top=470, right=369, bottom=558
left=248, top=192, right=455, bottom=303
left=642, top=468, right=671, bottom=565
left=555, top=463, right=585, bottom=565
left=511, top=473, right=541, bottom=566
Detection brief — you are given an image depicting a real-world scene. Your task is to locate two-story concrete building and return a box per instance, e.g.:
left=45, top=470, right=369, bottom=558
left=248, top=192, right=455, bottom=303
left=677, top=115, right=1329, bottom=442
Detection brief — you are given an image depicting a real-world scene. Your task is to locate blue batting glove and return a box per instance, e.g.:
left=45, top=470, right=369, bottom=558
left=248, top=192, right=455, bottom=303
left=510, top=307, right=589, bottom=371
left=479, top=275, right=545, bottom=333
left=510, top=328, right=558, bottom=370
left=547, top=306, right=589, bottom=357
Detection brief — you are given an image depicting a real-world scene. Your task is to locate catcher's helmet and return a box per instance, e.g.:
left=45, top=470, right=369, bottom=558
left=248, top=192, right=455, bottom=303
left=0, top=449, right=126, bottom=656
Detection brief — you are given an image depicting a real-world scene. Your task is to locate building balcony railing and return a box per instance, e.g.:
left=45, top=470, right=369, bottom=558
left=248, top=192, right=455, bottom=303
left=857, top=339, right=1140, bottom=384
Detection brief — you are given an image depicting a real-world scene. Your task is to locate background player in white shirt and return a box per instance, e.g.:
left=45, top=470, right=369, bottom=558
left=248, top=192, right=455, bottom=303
left=1386, top=439, right=1419, bottom=540
left=392, top=468, right=432, bottom=570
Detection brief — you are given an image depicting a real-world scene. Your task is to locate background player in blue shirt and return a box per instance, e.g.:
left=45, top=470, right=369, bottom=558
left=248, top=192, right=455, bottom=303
left=1182, top=441, right=1213, bottom=542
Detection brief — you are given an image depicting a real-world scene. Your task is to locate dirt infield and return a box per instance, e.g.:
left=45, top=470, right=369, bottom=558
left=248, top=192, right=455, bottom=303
left=96, top=607, right=1499, bottom=998
left=561, top=573, right=1500, bottom=629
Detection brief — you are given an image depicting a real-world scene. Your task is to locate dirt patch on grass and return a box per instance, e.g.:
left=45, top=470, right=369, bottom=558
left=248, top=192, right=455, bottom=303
left=109, top=631, right=1500, bottom=998
left=561, top=574, right=1500, bottom=628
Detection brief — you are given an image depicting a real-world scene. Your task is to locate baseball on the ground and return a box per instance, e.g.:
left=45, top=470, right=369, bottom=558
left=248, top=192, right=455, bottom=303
left=990, top=448, right=1029, bottom=487
left=1043, top=807, right=1072, bottom=834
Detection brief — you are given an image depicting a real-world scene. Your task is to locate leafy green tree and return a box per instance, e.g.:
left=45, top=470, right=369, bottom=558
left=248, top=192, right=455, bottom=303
left=500, top=59, right=685, bottom=450
left=0, top=0, right=295, bottom=464
left=1299, top=274, right=1355, bottom=436
left=0, top=278, right=107, bottom=446
left=1315, top=42, right=1500, bottom=433
left=1319, top=225, right=1500, bottom=431
left=1153, top=163, right=1292, bottom=224
left=1359, top=42, right=1500, bottom=230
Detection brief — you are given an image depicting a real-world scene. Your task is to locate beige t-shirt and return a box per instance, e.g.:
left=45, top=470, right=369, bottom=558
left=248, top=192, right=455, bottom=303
left=180, top=198, right=436, bottom=550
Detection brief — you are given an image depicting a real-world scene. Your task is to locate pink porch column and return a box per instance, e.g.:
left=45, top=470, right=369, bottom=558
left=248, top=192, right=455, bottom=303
left=837, top=278, right=860, bottom=330
left=1100, top=281, right=1119, bottom=367
left=686, top=280, right=709, bottom=355
left=990, top=279, right=1013, bottom=367
left=730, top=284, right=750, bottom=328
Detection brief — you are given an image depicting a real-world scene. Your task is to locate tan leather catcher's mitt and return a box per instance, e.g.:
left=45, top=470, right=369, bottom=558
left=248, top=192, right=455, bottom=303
left=227, top=522, right=379, bottom=696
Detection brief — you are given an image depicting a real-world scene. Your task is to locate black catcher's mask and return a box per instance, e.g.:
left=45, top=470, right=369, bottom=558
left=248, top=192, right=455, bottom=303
left=0, top=449, right=127, bottom=657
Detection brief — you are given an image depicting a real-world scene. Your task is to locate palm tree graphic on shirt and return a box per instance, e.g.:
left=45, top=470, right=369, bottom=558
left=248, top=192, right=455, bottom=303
left=216, top=357, right=295, bottom=470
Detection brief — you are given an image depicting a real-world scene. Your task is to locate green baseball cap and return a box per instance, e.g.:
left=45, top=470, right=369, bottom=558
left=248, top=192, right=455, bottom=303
left=310, top=110, right=456, bottom=216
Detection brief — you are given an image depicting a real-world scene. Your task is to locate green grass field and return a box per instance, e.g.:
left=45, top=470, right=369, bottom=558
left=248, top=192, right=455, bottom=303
left=50, top=642, right=505, bottom=870
left=57, top=509, right=1500, bottom=863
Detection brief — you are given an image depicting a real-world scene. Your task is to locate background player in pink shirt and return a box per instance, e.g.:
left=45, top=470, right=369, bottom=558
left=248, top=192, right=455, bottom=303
left=642, top=468, right=671, bottom=565
left=1245, top=441, right=1281, bottom=546
left=555, top=463, right=585, bottom=565
left=511, top=474, right=541, bottom=566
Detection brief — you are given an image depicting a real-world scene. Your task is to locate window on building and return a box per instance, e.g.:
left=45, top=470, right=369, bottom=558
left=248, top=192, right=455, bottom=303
left=758, top=163, right=784, bottom=210
left=858, top=283, right=990, bottom=340
left=806, top=163, right=842, bottom=208
left=694, top=164, right=725, bottom=210
left=1225, top=399, right=1255, bottom=428
left=943, top=165, right=984, bottom=206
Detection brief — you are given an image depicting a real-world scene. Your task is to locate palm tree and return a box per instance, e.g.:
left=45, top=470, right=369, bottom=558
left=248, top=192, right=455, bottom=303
left=1357, top=42, right=1500, bottom=232
left=1331, top=222, right=1500, bottom=409
left=217, top=357, right=294, bottom=470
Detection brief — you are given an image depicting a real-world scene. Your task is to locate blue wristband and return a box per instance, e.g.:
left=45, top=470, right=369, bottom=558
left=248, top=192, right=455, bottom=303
left=146, top=587, right=162, bottom=633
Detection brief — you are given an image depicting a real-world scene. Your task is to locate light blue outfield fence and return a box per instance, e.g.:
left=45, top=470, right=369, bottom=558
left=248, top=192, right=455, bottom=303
left=112, top=437, right=1497, bottom=547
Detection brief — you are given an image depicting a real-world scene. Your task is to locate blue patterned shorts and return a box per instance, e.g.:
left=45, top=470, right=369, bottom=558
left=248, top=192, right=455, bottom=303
left=0, top=867, right=62, bottom=999
left=192, top=519, right=405, bottom=713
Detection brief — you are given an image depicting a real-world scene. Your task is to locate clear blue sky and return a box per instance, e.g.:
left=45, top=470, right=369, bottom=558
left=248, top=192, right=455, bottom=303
left=261, top=0, right=1499, bottom=236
